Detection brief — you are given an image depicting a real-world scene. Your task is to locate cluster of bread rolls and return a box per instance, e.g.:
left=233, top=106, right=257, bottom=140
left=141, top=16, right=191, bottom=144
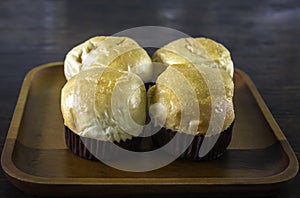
left=61, top=36, right=235, bottom=161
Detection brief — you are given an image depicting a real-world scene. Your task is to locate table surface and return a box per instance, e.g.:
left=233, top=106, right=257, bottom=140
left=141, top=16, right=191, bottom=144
left=0, top=0, right=299, bottom=197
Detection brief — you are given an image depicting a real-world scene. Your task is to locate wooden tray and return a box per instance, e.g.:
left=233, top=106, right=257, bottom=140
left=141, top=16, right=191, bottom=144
left=1, top=62, right=298, bottom=197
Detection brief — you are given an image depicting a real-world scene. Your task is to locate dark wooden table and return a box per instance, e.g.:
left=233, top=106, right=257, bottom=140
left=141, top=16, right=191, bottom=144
left=0, top=0, right=299, bottom=197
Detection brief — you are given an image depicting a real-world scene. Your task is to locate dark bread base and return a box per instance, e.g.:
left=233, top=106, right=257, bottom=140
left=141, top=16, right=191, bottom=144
left=64, top=126, right=142, bottom=160
left=65, top=122, right=233, bottom=161
left=152, top=122, right=234, bottom=161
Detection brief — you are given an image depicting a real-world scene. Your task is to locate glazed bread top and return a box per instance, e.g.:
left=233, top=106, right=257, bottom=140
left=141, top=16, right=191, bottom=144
left=62, top=36, right=235, bottom=138
left=148, top=63, right=235, bottom=136
left=61, top=67, right=146, bottom=142
left=64, top=36, right=153, bottom=82
left=152, top=37, right=234, bottom=78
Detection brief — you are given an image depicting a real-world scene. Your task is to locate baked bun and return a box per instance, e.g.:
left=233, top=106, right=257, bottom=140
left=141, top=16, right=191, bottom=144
left=149, top=37, right=235, bottom=161
left=148, top=63, right=234, bottom=136
left=64, top=36, right=153, bottom=82
left=152, top=37, right=234, bottom=78
left=61, top=67, right=146, bottom=143
left=149, top=63, right=235, bottom=160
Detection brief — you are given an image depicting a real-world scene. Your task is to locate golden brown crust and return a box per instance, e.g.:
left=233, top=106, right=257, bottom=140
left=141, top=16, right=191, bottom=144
left=64, top=36, right=153, bottom=82
left=62, top=36, right=235, bottom=138
left=61, top=67, right=146, bottom=142
left=152, top=37, right=234, bottom=77
left=148, top=63, right=234, bottom=136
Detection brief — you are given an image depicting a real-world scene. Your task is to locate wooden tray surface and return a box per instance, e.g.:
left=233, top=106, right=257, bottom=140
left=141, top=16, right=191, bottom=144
left=1, top=62, right=298, bottom=197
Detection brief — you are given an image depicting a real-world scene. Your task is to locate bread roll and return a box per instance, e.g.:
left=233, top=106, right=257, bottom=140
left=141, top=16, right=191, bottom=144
left=64, top=36, right=153, bottom=82
left=152, top=37, right=234, bottom=78
left=61, top=67, right=146, bottom=142
left=148, top=63, right=234, bottom=136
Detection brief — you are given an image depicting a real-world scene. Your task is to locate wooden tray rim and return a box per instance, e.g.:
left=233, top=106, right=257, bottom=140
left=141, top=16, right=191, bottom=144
left=1, top=62, right=298, bottom=186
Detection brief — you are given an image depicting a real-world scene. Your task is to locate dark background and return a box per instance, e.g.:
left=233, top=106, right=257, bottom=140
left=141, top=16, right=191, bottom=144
left=0, top=0, right=299, bottom=197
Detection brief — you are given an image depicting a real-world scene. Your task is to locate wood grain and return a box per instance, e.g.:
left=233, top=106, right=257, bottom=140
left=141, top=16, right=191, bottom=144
left=1, top=0, right=300, bottom=197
